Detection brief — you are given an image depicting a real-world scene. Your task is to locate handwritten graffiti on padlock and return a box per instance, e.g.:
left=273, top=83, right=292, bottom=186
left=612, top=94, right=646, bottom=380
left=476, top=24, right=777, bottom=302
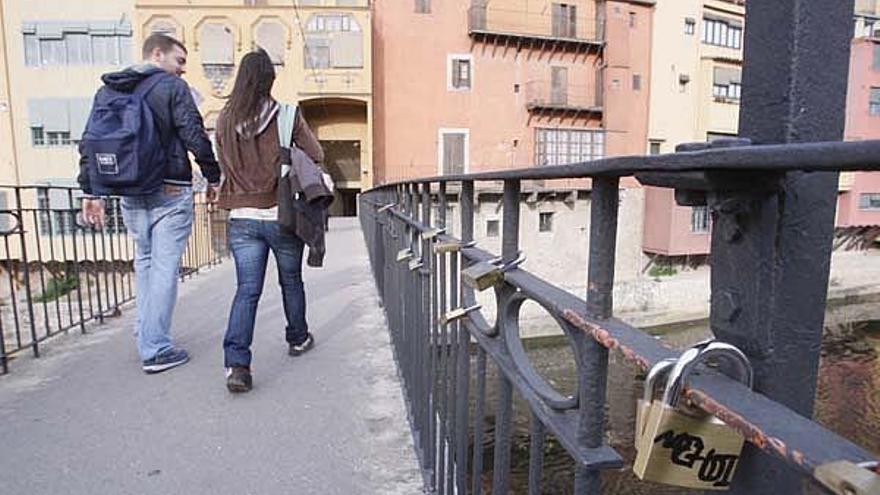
left=633, top=341, right=753, bottom=490
left=652, top=429, right=739, bottom=487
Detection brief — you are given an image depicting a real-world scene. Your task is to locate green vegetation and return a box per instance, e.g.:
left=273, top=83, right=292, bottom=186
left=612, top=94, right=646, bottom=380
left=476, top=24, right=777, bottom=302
left=648, top=264, right=678, bottom=278
left=34, top=275, right=79, bottom=303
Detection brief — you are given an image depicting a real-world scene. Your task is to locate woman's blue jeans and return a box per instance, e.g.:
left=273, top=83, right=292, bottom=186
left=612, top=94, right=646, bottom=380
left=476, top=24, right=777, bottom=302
left=223, top=219, right=308, bottom=368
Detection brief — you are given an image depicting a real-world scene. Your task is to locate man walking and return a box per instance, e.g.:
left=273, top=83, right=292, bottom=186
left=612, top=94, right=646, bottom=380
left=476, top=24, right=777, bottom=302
left=78, top=34, right=220, bottom=374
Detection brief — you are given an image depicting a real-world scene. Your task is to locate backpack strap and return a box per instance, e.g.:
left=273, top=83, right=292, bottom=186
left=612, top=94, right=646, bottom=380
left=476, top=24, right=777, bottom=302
left=133, top=71, right=167, bottom=99
left=276, top=102, right=297, bottom=149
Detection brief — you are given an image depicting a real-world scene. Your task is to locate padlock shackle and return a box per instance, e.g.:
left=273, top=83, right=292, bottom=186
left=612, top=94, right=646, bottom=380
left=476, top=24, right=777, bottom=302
left=662, top=341, right=753, bottom=409
left=643, top=359, right=676, bottom=403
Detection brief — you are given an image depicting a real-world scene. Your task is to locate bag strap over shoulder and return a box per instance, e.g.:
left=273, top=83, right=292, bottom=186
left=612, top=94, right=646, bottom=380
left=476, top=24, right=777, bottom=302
left=133, top=72, right=167, bottom=99
left=276, top=102, right=297, bottom=149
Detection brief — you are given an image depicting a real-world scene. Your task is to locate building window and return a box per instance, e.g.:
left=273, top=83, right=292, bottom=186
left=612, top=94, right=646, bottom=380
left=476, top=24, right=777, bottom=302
left=860, top=193, right=880, bottom=210
left=304, top=37, right=331, bottom=69
left=702, top=17, right=742, bottom=49
left=649, top=140, right=662, bottom=155
left=551, top=66, right=568, bottom=105
left=874, top=45, right=880, bottom=71
left=539, top=212, right=554, bottom=232
left=36, top=184, right=82, bottom=235
left=535, top=128, right=604, bottom=166
left=254, top=21, right=286, bottom=66
left=22, top=21, right=133, bottom=68
left=448, top=55, right=472, bottom=90
left=713, top=67, right=742, bottom=102
left=439, top=129, right=468, bottom=175
left=633, top=74, right=642, bottom=91
left=629, top=12, right=637, bottom=28
left=871, top=88, right=880, bottom=116
left=27, top=98, right=91, bottom=147
left=486, top=219, right=499, bottom=237
left=306, top=13, right=362, bottom=32
left=304, top=14, right=363, bottom=69
left=685, top=18, right=696, bottom=35
left=692, top=206, right=710, bottom=233
left=415, top=0, right=430, bottom=14
left=200, top=22, right=235, bottom=93
left=552, top=3, right=577, bottom=38
left=31, top=127, right=45, bottom=146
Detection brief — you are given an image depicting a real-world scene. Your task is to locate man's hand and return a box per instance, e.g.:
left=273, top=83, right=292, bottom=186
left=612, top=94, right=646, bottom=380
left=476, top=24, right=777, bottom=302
left=81, top=198, right=106, bottom=229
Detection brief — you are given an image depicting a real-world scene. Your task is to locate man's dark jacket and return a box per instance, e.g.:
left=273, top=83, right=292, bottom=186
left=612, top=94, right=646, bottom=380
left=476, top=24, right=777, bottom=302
left=77, top=65, right=220, bottom=194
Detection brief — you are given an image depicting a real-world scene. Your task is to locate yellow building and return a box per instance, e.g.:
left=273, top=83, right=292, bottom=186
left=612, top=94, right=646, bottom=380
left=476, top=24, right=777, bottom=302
left=136, top=0, right=373, bottom=216
left=0, top=0, right=136, bottom=190
left=0, top=0, right=371, bottom=217
left=646, top=0, right=743, bottom=154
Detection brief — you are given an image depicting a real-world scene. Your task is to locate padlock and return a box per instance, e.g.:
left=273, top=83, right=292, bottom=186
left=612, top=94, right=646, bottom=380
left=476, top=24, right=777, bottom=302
left=397, top=248, right=413, bottom=262
left=635, top=358, right=676, bottom=452
left=421, top=227, right=445, bottom=241
left=434, top=239, right=477, bottom=255
left=815, top=460, right=880, bottom=495
left=439, top=304, right=481, bottom=326
left=633, top=341, right=753, bottom=490
left=460, top=253, right=526, bottom=291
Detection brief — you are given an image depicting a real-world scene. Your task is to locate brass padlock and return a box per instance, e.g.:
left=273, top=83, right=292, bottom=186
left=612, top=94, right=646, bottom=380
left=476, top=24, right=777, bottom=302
left=815, top=460, right=880, bottom=495
left=397, top=248, right=413, bottom=262
left=637, top=340, right=715, bottom=449
left=421, top=227, right=445, bottom=241
left=439, top=304, right=481, bottom=326
left=434, top=239, right=477, bottom=255
left=634, top=341, right=753, bottom=490
left=635, top=358, right=676, bottom=452
left=461, top=253, right=525, bottom=291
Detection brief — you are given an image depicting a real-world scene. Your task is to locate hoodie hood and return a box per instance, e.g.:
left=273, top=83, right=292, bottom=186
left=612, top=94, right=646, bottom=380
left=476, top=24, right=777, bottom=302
left=235, top=99, right=279, bottom=140
left=101, top=64, right=165, bottom=93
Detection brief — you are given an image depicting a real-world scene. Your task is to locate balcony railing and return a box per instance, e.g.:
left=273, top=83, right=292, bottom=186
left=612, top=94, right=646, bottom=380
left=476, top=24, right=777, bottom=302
left=468, top=6, right=604, bottom=46
left=524, top=80, right=602, bottom=114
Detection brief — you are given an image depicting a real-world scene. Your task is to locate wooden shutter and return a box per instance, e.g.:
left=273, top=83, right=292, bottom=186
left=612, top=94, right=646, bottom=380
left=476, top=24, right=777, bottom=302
left=551, top=67, right=568, bottom=105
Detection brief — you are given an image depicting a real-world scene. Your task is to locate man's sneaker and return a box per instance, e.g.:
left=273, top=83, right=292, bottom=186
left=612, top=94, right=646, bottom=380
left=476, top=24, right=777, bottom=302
left=142, top=348, right=190, bottom=374
left=226, top=366, right=252, bottom=393
left=288, top=334, right=315, bottom=356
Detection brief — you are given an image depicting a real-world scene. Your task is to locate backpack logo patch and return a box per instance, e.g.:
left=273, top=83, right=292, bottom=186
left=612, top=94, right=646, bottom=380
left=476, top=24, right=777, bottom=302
left=96, top=153, right=119, bottom=175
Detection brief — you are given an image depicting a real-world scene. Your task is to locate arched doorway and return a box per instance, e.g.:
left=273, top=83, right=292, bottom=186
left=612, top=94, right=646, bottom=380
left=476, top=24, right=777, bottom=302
left=299, top=98, right=367, bottom=217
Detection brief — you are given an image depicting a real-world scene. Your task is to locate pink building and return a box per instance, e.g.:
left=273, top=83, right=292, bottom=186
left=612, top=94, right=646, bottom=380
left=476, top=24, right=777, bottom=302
left=839, top=37, right=880, bottom=229
left=372, top=0, right=653, bottom=185
left=643, top=20, right=880, bottom=258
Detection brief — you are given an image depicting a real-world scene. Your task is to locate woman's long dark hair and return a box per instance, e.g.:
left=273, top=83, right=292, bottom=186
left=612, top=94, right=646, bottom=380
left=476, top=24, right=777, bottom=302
left=219, top=49, right=276, bottom=140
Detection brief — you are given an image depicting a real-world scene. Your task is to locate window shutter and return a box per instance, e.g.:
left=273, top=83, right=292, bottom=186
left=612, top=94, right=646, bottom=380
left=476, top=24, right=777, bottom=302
left=331, top=32, right=363, bottom=68
left=256, top=21, right=286, bottom=64
left=200, top=23, right=234, bottom=65
left=551, top=66, right=568, bottom=105
left=443, top=133, right=465, bottom=175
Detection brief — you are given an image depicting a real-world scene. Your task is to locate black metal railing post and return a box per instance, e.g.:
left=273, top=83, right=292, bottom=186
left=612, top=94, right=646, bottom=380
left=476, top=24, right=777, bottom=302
left=713, top=1, right=856, bottom=493
left=576, top=176, right=619, bottom=493
left=491, top=179, right=520, bottom=495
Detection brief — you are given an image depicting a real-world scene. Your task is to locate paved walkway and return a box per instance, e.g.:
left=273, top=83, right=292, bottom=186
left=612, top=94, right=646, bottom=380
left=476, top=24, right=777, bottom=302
left=0, top=219, right=423, bottom=495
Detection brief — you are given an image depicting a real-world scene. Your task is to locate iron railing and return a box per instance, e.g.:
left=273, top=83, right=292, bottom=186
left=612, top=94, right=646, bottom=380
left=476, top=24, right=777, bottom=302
left=359, top=142, right=880, bottom=495
left=0, top=186, right=228, bottom=374
left=359, top=1, right=879, bottom=492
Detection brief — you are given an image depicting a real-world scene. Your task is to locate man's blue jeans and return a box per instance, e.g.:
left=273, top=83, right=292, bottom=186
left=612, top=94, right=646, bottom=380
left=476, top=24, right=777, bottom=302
left=121, top=187, right=193, bottom=361
left=223, top=219, right=308, bottom=368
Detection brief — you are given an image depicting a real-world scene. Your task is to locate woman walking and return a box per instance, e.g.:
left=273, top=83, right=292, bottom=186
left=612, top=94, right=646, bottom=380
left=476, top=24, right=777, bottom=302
left=214, top=49, right=324, bottom=393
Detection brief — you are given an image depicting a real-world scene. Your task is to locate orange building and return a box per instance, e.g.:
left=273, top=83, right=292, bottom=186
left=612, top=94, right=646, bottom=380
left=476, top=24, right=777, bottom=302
left=371, top=0, right=654, bottom=183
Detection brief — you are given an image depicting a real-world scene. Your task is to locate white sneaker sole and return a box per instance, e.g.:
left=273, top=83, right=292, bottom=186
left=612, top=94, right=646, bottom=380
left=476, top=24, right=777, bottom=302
left=142, top=355, right=190, bottom=374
